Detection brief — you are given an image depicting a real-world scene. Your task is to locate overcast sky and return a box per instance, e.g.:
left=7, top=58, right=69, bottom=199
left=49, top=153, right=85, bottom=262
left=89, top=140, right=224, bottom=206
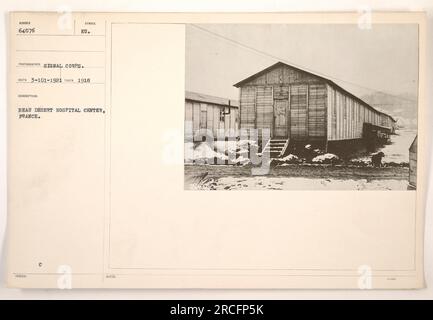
left=185, top=24, right=418, bottom=101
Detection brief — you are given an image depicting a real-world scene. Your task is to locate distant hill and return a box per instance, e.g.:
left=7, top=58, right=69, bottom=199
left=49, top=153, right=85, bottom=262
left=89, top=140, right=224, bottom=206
left=360, top=92, right=418, bottom=129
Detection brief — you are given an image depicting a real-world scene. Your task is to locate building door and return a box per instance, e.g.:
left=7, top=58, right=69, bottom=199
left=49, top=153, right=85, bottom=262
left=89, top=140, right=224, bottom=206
left=273, top=99, right=288, bottom=137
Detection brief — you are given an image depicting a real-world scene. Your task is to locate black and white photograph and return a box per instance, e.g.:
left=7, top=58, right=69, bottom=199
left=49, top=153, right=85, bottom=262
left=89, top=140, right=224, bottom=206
left=184, top=24, right=419, bottom=190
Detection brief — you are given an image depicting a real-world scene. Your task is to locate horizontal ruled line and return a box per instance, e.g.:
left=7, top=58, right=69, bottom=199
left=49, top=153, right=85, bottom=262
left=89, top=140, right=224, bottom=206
left=16, top=65, right=41, bottom=67
left=13, top=272, right=101, bottom=276
left=16, top=34, right=105, bottom=37
left=12, top=272, right=417, bottom=278
left=16, top=49, right=104, bottom=53
left=16, top=82, right=105, bottom=85
left=16, top=65, right=105, bottom=68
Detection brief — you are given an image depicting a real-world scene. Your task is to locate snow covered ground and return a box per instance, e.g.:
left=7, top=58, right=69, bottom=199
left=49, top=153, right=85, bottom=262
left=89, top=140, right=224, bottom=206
left=356, top=128, right=416, bottom=164
left=183, top=128, right=415, bottom=191
left=185, top=164, right=410, bottom=190
left=380, top=128, right=417, bottom=163
left=185, top=128, right=416, bottom=166
left=184, top=140, right=255, bottom=164
left=190, top=176, right=408, bottom=190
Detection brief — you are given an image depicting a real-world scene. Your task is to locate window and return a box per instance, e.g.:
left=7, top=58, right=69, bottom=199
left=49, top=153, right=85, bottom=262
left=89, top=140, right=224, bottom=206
left=220, top=109, right=225, bottom=122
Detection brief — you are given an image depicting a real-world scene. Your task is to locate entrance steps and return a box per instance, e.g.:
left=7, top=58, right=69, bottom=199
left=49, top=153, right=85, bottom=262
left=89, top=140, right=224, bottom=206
left=262, top=138, right=290, bottom=159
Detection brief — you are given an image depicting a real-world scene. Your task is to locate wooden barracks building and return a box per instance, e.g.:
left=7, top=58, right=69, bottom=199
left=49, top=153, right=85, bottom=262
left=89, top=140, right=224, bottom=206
left=233, top=62, right=397, bottom=154
left=185, top=91, right=239, bottom=141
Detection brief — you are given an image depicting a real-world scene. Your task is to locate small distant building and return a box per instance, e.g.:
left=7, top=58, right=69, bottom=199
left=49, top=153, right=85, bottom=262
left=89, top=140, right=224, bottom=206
left=233, top=62, right=397, bottom=152
left=409, top=135, right=417, bottom=189
left=185, top=91, right=239, bottom=141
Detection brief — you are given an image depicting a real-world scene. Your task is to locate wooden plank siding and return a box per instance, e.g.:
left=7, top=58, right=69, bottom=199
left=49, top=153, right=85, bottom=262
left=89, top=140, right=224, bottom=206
left=239, top=87, right=256, bottom=130
left=239, top=83, right=327, bottom=141
left=244, top=64, right=320, bottom=86
left=185, top=92, right=239, bottom=141
left=409, top=136, right=417, bottom=188
left=326, top=84, right=395, bottom=141
left=290, top=84, right=308, bottom=140
left=255, top=86, right=274, bottom=136
left=308, top=84, right=327, bottom=140
left=237, top=64, right=327, bottom=141
left=235, top=62, right=396, bottom=143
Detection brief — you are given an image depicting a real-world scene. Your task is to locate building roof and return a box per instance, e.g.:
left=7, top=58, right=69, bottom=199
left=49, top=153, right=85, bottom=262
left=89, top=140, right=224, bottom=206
left=233, top=61, right=396, bottom=122
left=185, top=91, right=239, bottom=108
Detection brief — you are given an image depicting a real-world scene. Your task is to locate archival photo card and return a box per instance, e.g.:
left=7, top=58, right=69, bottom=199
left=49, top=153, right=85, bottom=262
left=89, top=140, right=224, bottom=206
left=7, top=12, right=426, bottom=289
